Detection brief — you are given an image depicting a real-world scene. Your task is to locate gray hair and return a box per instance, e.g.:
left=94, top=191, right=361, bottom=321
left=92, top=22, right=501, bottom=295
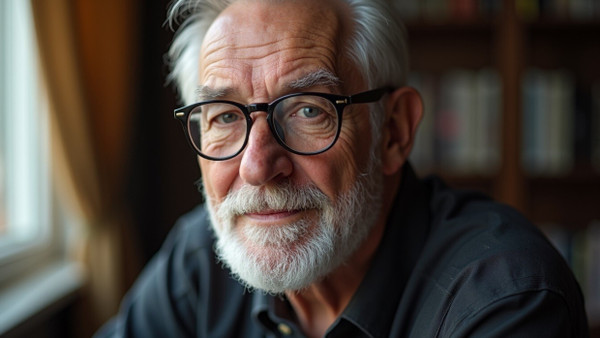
left=166, top=0, right=409, bottom=145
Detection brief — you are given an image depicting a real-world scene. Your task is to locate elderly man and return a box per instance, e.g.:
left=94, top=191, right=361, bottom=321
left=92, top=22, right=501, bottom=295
left=98, top=0, right=588, bottom=337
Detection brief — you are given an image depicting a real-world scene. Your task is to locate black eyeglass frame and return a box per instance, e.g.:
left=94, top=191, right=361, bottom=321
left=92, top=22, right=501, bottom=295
left=174, top=86, right=394, bottom=161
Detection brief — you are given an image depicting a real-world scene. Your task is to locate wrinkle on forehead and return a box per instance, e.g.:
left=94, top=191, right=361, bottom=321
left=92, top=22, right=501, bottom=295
left=197, top=0, right=349, bottom=99
left=200, top=29, right=339, bottom=75
left=196, top=68, right=341, bottom=102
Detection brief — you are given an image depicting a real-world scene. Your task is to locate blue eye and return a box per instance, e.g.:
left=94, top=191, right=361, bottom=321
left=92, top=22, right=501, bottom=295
left=299, top=106, right=321, bottom=118
left=216, top=112, right=240, bottom=124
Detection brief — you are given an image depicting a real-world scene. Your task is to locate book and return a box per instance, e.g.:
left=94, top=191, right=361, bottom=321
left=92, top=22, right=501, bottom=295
left=474, top=69, right=501, bottom=174
left=592, top=83, right=600, bottom=172
left=439, top=70, right=476, bottom=174
left=522, top=69, right=546, bottom=175
left=450, top=0, right=479, bottom=19
left=570, top=0, right=596, bottom=20
left=548, top=70, right=574, bottom=175
left=516, top=0, right=540, bottom=21
left=409, top=69, right=501, bottom=176
left=521, top=69, right=575, bottom=176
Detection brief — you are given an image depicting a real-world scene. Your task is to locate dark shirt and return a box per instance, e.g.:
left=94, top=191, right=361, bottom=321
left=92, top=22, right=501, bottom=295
left=96, top=165, right=589, bottom=337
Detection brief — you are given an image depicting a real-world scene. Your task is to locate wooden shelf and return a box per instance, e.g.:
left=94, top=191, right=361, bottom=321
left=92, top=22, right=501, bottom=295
left=404, top=2, right=600, bottom=334
left=405, top=2, right=600, bottom=221
left=407, top=20, right=497, bottom=72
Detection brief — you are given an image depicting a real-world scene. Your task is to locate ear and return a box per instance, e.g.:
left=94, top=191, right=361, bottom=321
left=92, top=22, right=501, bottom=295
left=381, top=86, right=423, bottom=176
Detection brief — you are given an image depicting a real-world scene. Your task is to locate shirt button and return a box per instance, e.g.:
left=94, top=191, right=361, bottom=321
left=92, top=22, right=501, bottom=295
left=277, top=323, right=293, bottom=336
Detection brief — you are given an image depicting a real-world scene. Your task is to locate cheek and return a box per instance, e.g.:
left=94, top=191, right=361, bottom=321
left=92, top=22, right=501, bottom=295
left=298, top=124, right=373, bottom=199
left=199, top=158, right=240, bottom=203
left=339, top=110, right=373, bottom=167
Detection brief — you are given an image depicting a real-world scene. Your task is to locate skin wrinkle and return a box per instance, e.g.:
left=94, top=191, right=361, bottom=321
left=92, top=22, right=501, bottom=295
left=202, top=31, right=337, bottom=57
left=200, top=22, right=338, bottom=57
left=202, top=49, right=336, bottom=80
left=200, top=22, right=339, bottom=101
left=195, top=71, right=342, bottom=113
left=199, top=4, right=341, bottom=99
left=335, top=131, right=365, bottom=179
left=200, top=61, right=339, bottom=103
left=227, top=45, right=327, bottom=62
left=196, top=69, right=341, bottom=104
left=227, top=34, right=337, bottom=54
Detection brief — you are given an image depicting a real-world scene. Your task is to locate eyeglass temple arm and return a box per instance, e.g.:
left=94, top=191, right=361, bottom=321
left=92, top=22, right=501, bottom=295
left=348, top=86, right=395, bottom=104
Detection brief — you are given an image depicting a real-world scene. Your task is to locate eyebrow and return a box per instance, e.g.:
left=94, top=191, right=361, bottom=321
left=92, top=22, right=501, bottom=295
left=288, top=69, right=341, bottom=91
left=195, top=86, right=231, bottom=101
left=195, top=68, right=341, bottom=101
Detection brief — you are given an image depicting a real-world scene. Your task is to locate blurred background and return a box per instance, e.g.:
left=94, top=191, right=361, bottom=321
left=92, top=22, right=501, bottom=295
left=0, top=0, right=598, bottom=337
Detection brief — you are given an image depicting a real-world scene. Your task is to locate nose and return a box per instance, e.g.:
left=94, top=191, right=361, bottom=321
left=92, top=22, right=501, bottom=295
left=239, top=115, right=293, bottom=186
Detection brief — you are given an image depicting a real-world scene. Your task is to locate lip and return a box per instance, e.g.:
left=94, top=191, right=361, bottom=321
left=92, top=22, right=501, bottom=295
left=242, top=209, right=304, bottom=223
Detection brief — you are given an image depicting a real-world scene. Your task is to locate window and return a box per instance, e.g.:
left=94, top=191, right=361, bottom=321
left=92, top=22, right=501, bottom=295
left=0, top=2, right=83, bottom=335
left=0, top=0, right=50, bottom=266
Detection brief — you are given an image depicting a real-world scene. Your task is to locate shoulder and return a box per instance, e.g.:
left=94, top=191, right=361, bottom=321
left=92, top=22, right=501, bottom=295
left=163, top=204, right=214, bottom=252
left=136, top=204, right=222, bottom=302
left=413, top=177, right=588, bottom=336
left=96, top=205, right=224, bottom=337
left=422, top=176, right=560, bottom=264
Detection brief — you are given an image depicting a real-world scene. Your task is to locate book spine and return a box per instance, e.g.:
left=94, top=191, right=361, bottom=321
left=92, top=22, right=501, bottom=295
left=450, top=0, right=479, bottom=19
left=522, top=69, right=542, bottom=175
left=475, top=69, right=501, bottom=174
left=592, top=83, right=600, bottom=171
left=522, top=69, right=575, bottom=176
left=439, top=70, right=475, bottom=174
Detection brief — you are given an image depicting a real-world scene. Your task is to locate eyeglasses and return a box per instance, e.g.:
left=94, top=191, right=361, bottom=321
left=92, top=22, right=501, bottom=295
left=174, top=87, right=393, bottom=161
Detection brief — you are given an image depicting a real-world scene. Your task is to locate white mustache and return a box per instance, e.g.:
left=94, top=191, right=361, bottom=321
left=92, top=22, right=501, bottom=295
left=215, top=182, right=330, bottom=220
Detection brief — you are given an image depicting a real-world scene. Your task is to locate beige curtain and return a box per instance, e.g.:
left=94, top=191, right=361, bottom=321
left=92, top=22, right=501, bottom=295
left=31, top=0, right=139, bottom=334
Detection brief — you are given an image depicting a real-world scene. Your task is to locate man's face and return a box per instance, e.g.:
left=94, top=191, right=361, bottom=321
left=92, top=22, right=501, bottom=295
left=198, top=0, right=383, bottom=293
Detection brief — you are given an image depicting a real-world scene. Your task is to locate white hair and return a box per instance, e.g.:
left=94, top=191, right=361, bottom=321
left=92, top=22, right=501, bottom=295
left=166, top=0, right=409, bottom=137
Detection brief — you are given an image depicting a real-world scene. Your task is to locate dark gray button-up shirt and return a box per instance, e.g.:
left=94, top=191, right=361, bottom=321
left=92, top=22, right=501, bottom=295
left=97, top=165, right=589, bottom=337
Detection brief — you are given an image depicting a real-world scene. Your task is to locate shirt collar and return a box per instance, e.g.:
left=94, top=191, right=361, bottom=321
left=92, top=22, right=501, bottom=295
left=252, top=291, right=303, bottom=336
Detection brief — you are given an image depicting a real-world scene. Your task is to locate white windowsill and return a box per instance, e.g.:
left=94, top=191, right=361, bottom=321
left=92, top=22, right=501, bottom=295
left=0, top=260, right=85, bottom=336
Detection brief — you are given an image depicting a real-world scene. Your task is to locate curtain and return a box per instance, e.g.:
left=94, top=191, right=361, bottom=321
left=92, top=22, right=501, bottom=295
left=31, top=0, right=140, bottom=334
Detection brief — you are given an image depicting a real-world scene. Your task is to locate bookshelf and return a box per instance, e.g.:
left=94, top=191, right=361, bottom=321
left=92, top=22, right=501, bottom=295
left=403, top=0, right=600, bottom=333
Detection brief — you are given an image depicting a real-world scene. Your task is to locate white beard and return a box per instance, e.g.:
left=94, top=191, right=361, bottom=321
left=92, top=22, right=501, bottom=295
left=204, top=164, right=383, bottom=294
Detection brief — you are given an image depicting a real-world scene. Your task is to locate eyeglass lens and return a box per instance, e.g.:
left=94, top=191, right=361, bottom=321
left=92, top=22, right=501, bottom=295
left=187, top=95, right=339, bottom=159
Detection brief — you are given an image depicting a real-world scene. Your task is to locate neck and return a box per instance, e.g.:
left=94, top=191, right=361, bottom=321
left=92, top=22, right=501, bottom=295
left=284, top=174, right=400, bottom=337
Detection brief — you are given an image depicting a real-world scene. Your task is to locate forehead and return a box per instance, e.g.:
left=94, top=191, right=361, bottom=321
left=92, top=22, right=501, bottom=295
left=198, top=0, right=350, bottom=97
